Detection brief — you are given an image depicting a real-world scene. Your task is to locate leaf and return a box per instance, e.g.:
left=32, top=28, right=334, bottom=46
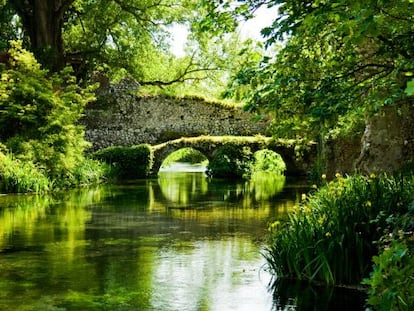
left=405, top=79, right=414, bottom=96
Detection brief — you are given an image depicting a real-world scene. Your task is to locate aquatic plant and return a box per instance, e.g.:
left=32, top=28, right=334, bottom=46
left=265, top=174, right=414, bottom=285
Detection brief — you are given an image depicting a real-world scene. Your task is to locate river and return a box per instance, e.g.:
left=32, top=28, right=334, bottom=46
left=0, top=164, right=365, bottom=310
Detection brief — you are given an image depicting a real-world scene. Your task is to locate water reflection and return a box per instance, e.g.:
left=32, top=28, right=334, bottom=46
left=270, top=279, right=366, bottom=311
left=0, top=172, right=363, bottom=310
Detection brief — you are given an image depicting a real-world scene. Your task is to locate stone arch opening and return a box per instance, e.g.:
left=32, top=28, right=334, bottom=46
left=158, top=147, right=209, bottom=173
left=252, top=149, right=287, bottom=174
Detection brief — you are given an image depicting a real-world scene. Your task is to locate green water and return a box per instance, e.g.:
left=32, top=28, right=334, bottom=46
left=0, top=171, right=364, bottom=310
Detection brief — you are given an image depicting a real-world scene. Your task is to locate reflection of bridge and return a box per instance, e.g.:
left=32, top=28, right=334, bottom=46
left=151, top=136, right=316, bottom=176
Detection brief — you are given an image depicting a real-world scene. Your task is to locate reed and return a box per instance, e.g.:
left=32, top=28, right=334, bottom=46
left=265, top=173, right=414, bottom=285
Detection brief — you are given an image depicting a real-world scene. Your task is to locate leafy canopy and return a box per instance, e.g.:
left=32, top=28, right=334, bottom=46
left=224, top=0, right=414, bottom=139
left=0, top=0, right=264, bottom=99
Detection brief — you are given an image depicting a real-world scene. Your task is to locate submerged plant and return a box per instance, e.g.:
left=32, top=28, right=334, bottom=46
left=264, top=174, right=414, bottom=285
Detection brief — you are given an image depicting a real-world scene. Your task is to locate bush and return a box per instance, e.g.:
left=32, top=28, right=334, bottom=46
left=69, top=158, right=112, bottom=187
left=207, top=143, right=253, bottom=179
left=265, top=174, right=414, bottom=285
left=0, top=151, right=50, bottom=193
left=0, top=41, right=96, bottom=187
left=364, top=238, right=414, bottom=311
left=93, top=144, right=153, bottom=179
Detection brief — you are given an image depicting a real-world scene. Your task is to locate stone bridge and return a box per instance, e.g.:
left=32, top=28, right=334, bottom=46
left=151, top=136, right=316, bottom=176
left=82, top=94, right=270, bottom=150
left=81, top=93, right=316, bottom=175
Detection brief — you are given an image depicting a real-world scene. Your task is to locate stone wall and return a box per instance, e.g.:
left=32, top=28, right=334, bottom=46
left=325, top=104, right=414, bottom=176
left=355, top=104, right=414, bottom=174
left=81, top=94, right=270, bottom=150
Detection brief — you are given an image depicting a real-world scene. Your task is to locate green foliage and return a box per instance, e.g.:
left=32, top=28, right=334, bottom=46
left=0, top=41, right=97, bottom=189
left=252, top=149, right=286, bottom=175
left=0, top=1, right=19, bottom=50
left=265, top=174, right=414, bottom=285
left=162, top=147, right=207, bottom=167
left=207, top=143, right=253, bottom=179
left=406, top=79, right=414, bottom=96
left=3, top=0, right=272, bottom=99
left=364, top=238, right=414, bottom=311
left=93, top=145, right=153, bottom=179
left=69, top=158, right=112, bottom=187
left=0, top=150, right=50, bottom=193
left=225, top=0, right=414, bottom=140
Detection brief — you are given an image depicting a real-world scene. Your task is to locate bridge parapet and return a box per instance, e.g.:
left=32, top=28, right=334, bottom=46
left=81, top=95, right=270, bottom=150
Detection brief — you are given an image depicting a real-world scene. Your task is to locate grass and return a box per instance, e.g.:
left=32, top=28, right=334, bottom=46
left=0, top=151, right=50, bottom=193
left=0, top=150, right=110, bottom=193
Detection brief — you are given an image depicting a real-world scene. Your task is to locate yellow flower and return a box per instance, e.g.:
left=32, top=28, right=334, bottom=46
left=303, top=205, right=311, bottom=214
left=301, top=193, right=307, bottom=201
left=321, top=174, right=327, bottom=180
left=370, top=173, right=376, bottom=179
left=335, top=172, right=342, bottom=179
left=325, top=232, right=331, bottom=237
left=311, top=184, right=318, bottom=189
left=318, top=213, right=327, bottom=226
left=268, top=220, right=281, bottom=231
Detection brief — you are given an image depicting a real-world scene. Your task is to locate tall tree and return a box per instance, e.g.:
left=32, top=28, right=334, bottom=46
left=8, top=0, right=75, bottom=71
left=1, top=0, right=250, bottom=95
left=2, top=0, right=196, bottom=74
left=223, top=0, right=414, bottom=139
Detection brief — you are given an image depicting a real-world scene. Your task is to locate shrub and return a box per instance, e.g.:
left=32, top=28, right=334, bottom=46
left=207, top=143, right=253, bottom=179
left=93, top=144, right=153, bottom=179
left=69, top=158, right=112, bottom=187
left=0, top=151, right=50, bottom=193
left=0, top=41, right=95, bottom=187
left=264, top=174, right=414, bottom=285
left=364, top=238, right=414, bottom=311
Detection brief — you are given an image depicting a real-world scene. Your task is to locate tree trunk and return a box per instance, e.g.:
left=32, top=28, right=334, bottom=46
left=10, top=0, right=74, bottom=71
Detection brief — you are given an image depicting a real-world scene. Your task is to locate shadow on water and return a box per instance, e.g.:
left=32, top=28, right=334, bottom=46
left=270, top=278, right=367, bottom=311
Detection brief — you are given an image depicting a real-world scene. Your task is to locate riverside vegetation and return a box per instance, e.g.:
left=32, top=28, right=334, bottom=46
left=2, top=0, right=414, bottom=309
left=265, top=173, right=414, bottom=310
left=0, top=42, right=109, bottom=193
left=1, top=44, right=413, bottom=309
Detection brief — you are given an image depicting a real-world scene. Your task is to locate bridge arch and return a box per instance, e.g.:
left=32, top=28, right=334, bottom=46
left=159, top=147, right=209, bottom=171
left=151, top=136, right=316, bottom=176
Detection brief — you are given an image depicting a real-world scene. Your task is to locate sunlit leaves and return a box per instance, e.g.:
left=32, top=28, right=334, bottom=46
left=225, top=0, right=414, bottom=140
left=0, top=42, right=94, bottom=180
left=406, top=79, right=414, bottom=96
